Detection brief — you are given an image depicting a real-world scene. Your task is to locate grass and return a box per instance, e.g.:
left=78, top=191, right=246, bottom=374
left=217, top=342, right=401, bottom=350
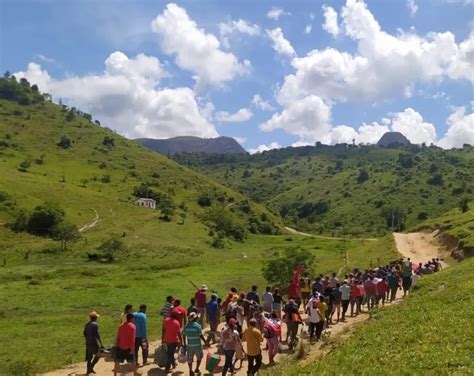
left=0, top=233, right=398, bottom=374
left=416, top=203, right=474, bottom=249
left=261, top=257, right=474, bottom=376
left=176, top=144, right=474, bottom=237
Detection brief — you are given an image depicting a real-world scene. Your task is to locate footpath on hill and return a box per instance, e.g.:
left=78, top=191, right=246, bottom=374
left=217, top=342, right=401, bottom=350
left=43, top=231, right=447, bottom=376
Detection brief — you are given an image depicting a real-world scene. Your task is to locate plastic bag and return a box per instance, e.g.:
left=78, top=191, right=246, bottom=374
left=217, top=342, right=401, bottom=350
left=154, top=344, right=168, bottom=368
left=178, top=347, right=187, bottom=363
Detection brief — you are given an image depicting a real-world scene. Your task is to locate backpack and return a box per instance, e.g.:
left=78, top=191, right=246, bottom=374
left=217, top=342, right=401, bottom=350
left=265, top=320, right=282, bottom=336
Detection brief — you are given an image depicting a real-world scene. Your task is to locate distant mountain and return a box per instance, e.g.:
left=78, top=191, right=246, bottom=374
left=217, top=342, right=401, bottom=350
left=135, top=136, right=247, bottom=155
left=377, top=132, right=411, bottom=147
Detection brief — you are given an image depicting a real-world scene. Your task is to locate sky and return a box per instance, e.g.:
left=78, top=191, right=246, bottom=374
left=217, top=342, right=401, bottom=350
left=1, top=0, right=473, bottom=153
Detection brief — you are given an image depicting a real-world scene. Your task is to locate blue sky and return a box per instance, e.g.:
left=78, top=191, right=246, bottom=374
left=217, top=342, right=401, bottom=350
left=1, top=0, right=473, bottom=152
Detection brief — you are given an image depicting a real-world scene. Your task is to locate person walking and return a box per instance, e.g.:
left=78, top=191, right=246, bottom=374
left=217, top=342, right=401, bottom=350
left=283, top=299, right=302, bottom=348
left=120, top=304, right=133, bottom=324
left=300, top=273, right=311, bottom=306
left=162, top=310, right=183, bottom=374
left=183, top=312, right=206, bottom=376
left=114, top=313, right=139, bottom=376
left=331, top=283, right=342, bottom=323
left=134, top=304, right=148, bottom=366
left=206, top=293, right=219, bottom=346
left=243, top=318, right=264, bottom=376
left=262, top=286, right=274, bottom=313
left=83, top=311, right=103, bottom=375
left=263, top=312, right=281, bottom=364
left=387, top=270, right=399, bottom=302
left=316, top=298, right=328, bottom=340
left=272, top=288, right=283, bottom=319
left=401, top=260, right=413, bottom=298
left=340, top=280, right=351, bottom=321
left=195, top=285, right=208, bottom=327
left=306, top=298, right=321, bottom=342
left=171, top=299, right=187, bottom=328
left=220, top=317, right=241, bottom=376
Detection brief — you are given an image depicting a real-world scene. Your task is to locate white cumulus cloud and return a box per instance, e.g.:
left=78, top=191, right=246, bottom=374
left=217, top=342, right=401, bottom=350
left=219, top=19, right=261, bottom=48
left=304, top=25, right=312, bottom=35
left=151, top=3, right=250, bottom=90
left=15, top=52, right=218, bottom=139
left=406, top=0, right=418, bottom=16
left=215, top=108, right=253, bottom=122
left=438, top=106, right=474, bottom=148
left=266, top=7, right=288, bottom=21
left=322, top=5, right=340, bottom=37
left=251, top=94, right=275, bottom=111
left=390, top=107, right=437, bottom=144
left=260, top=95, right=332, bottom=144
left=248, top=142, right=282, bottom=154
left=266, top=28, right=296, bottom=57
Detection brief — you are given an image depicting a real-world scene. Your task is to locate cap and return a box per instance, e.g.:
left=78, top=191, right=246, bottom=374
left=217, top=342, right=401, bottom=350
left=89, top=311, right=100, bottom=318
left=201, top=284, right=208, bottom=290
left=228, top=318, right=237, bottom=326
left=188, top=312, right=199, bottom=321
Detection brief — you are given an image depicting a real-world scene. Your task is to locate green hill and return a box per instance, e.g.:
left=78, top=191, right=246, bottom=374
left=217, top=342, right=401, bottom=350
left=174, top=144, right=474, bottom=237
left=0, top=76, right=281, bottom=260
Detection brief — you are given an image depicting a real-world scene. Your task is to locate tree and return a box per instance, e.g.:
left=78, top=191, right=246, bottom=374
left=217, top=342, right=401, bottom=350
left=459, top=198, right=469, bottom=213
left=262, top=247, right=315, bottom=288
left=97, top=236, right=127, bottom=262
left=357, top=169, right=369, bottom=183
left=202, top=206, right=247, bottom=241
left=57, top=136, right=71, bottom=149
left=10, top=209, right=29, bottom=232
left=159, top=196, right=175, bottom=222
left=380, top=206, right=406, bottom=231
left=26, top=202, right=65, bottom=236
left=51, top=221, right=80, bottom=251
left=102, top=136, right=115, bottom=147
left=427, top=174, right=443, bottom=186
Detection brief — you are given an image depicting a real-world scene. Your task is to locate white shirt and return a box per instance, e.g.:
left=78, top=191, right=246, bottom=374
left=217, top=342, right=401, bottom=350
left=340, top=284, right=351, bottom=300
left=306, top=304, right=321, bottom=323
left=411, top=273, right=421, bottom=286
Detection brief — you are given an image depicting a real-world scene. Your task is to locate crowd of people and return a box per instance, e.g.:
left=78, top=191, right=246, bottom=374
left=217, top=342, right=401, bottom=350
left=83, top=257, right=443, bottom=375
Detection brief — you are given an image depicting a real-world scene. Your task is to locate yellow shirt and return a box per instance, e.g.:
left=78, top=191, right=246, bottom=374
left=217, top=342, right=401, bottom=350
left=242, top=327, right=263, bottom=356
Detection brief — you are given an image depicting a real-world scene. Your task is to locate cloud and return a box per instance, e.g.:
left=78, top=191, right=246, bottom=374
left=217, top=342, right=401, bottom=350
left=215, top=108, right=253, bottom=122
left=448, top=31, right=474, bottom=83
left=233, top=137, right=247, bottom=145
left=34, top=54, right=55, bottom=63
left=322, top=5, right=340, bottom=37
left=266, top=28, right=296, bottom=57
left=276, top=0, right=472, bottom=105
left=151, top=3, right=250, bottom=89
left=15, top=52, right=218, bottom=139
left=248, top=142, right=282, bottom=154
left=219, top=19, right=261, bottom=48
left=266, top=7, right=288, bottom=21
left=406, top=0, right=418, bottom=16
left=304, top=25, right=312, bottom=35
left=260, top=95, right=332, bottom=144
left=329, top=108, right=436, bottom=145
left=438, top=106, right=474, bottom=148
left=390, top=107, right=437, bottom=144
left=251, top=94, right=275, bottom=111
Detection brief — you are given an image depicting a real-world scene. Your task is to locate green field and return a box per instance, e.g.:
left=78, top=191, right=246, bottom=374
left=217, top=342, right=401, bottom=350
left=263, top=255, right=474, bottom=376
left=0, top=233, right=398, bottom=374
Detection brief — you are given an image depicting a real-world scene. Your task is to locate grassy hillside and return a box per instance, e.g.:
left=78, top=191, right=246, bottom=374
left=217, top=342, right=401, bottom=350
left=0, top=77, right=282, bottom=262
left=174, top=144, right=474, bottom=237
left=417, top=202, right=474, bottom=249
left=0, top=77, right=401, bottom=374
left=264, top=256, right=474, bottom=376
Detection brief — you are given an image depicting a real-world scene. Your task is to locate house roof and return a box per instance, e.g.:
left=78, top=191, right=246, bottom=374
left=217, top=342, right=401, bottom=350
left=134, top=198, right=156, bottom=203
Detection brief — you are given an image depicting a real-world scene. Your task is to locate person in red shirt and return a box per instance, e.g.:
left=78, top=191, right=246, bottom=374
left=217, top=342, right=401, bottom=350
left=162, top=310, right=183, bottom=373
left=376, top=277, right=388, bottom=306
left=114, top=313, right=139, bottom=376
left=171, top=299, right=187, bottom=328
left=364, top=276, right=377, bottom=311
left=195, top=285, right=207, bottom=326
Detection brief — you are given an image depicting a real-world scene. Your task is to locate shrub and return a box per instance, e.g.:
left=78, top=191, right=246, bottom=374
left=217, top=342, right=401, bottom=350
left=57, top=136, right=71, bottom=149
left=102, top=136, right=115, bottom=147
left=357, top=169, right=369, bottom=183
left=197, top=192, right=213, bottom=207
left=417, top=212, right=428, bottom=220
left=97, top=236, right=127, bottom=262
left=427, top=174, right=443, bottom=186
left=26, top=202, right=65, bottom=236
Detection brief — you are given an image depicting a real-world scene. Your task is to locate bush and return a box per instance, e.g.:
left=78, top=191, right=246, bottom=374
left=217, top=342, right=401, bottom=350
left=26, top=202, right=65, bottom=236
left=202, top=206, right=248, bottom=241
left=97, top=236, right=127, bottom=262
left=57, top=136, right=71, bottom=149
left=417, top=212, right=428, bottom=220
left=102, top=136, right=115, bottom=147
left=197, top=192, right=213, bottom=207
left=357, top=169, right=369, bottom=183
left=17, top=159, right=31, bottom=172
left=262, top=247, right=315, bottom=288
left=427, top=174, right=443, bottom=186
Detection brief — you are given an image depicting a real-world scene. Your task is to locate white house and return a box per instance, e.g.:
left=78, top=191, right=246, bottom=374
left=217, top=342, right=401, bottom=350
left=134, top=198, right=156, bottom=209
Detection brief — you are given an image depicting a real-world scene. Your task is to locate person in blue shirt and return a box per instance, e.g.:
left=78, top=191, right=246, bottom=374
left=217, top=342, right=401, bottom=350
left=205, top=293, right=219, bottom=346
left=133, top=304, right=148, bottom=366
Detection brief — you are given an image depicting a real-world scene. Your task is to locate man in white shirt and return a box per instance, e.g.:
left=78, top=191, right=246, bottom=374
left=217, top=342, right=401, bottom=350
left=340, top=280, right=351, bottom=321
left=262, top=286, right=274, bottom=313
left=305, top=298, right=321, bottom=342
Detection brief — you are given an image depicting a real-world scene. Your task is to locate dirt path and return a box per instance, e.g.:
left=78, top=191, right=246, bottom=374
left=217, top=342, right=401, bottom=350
left=283, top=227, right=378, bottom=241
left=79, top=209, right=100, bottom=233
left=43, top=232, right=444, bottom=376
left=393, top=231, right=448, bottom=267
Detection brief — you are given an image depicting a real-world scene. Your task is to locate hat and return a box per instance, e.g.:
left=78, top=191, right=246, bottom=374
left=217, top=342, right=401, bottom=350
left=201, top=284, right=208, bottom=290
left=89, top=311, right=100, bottom=318
left=188, top=312, right=199, bottom=321
left=228, top=318, right=237, bottom=326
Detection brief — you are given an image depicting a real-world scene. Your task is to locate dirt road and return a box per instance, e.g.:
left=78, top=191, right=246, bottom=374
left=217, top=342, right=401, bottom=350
left=393, top=231, right=447, bottom=267
left=79, top=209, right=100, bottom=233
left=43, top=232, right=444, bottom=376
left=283, top=227, right=378, bottom=241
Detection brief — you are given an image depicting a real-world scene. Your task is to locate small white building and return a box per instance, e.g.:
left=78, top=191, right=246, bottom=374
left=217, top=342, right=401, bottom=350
left=134, top=198, right=156, bottom=209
